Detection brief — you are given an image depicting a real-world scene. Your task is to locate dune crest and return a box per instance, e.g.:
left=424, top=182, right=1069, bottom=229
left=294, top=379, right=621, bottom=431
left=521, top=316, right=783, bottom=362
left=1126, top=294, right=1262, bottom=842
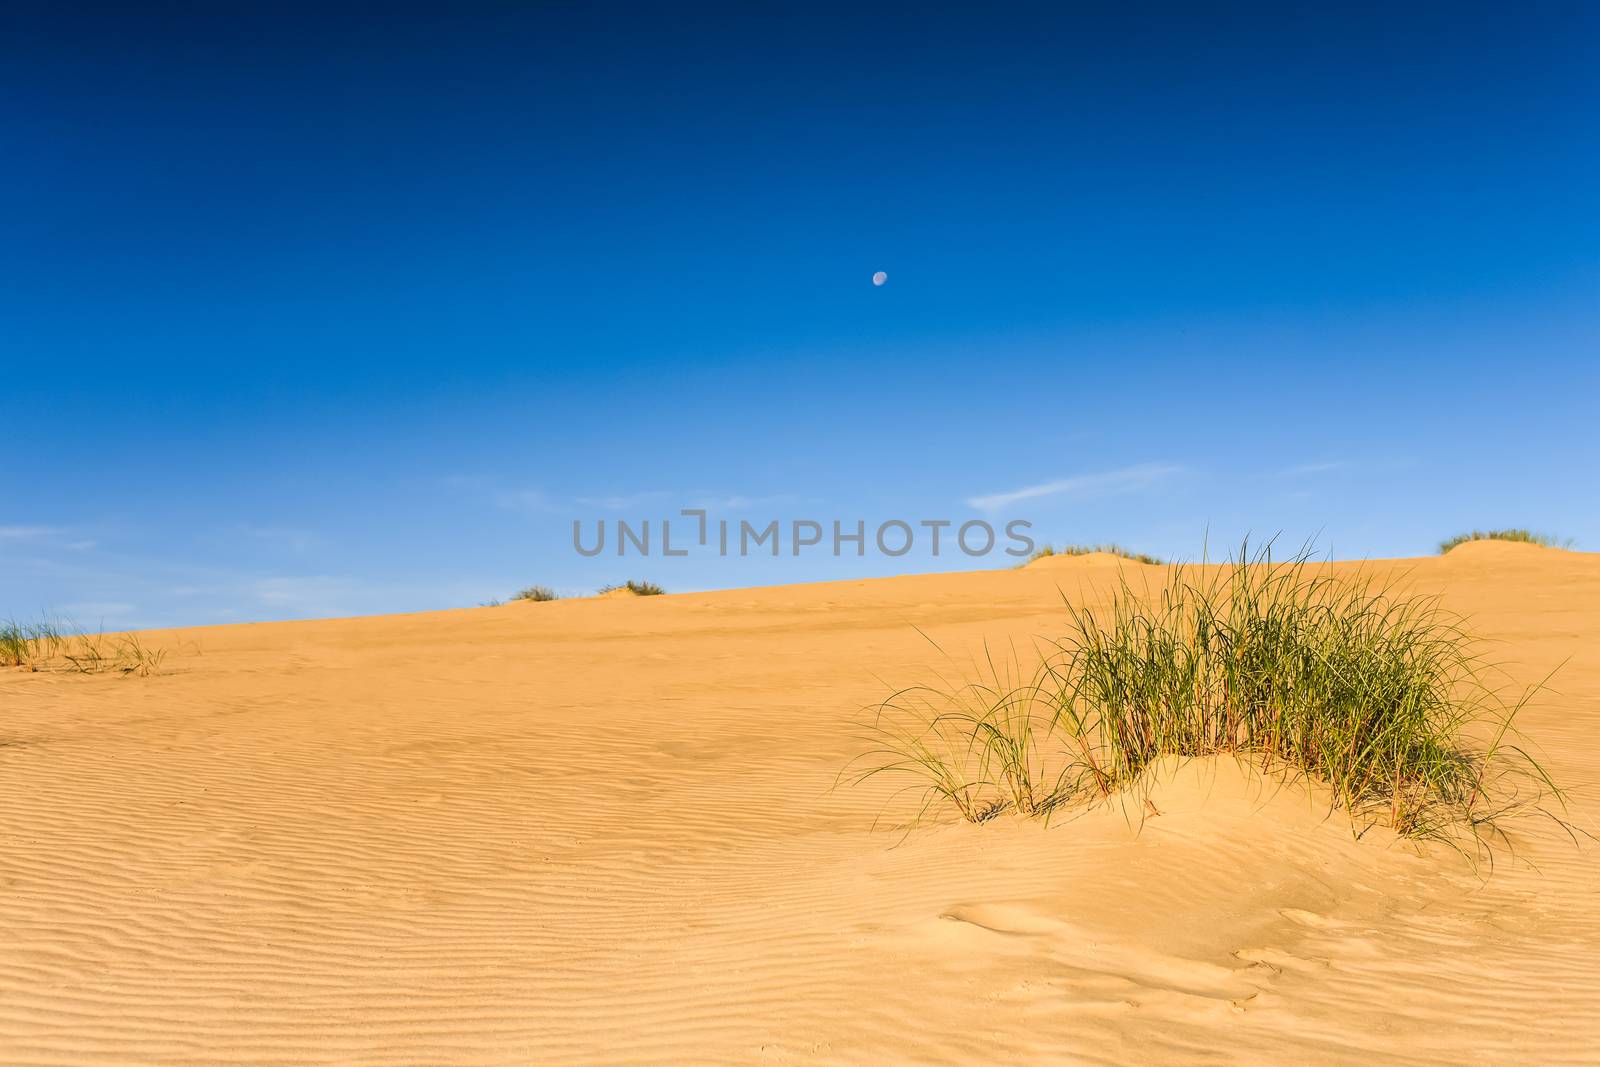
left=1023, top=549, right=1156, bottom=568
left=1440, top=537, right=1568, bottom=557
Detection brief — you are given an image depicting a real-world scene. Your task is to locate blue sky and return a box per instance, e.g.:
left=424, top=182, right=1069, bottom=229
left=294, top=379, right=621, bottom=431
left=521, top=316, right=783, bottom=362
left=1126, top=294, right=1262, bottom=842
left=3, top=3, right=1597, bottom=628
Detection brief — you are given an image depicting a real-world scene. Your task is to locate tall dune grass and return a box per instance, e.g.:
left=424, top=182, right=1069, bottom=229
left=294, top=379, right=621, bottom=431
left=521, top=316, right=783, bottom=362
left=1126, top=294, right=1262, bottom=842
left=1439, top=529, right=1571, bottom=553
left=848, top=545, right=1567, bottom=857
left=1, top=617, right=166, bottom=676
left=1, top=619, right=63, bottom=667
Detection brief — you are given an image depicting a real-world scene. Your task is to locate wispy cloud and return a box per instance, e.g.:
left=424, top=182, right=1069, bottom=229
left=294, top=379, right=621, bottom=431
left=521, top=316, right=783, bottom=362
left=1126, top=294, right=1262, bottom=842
left=699, top=495, right=755, bottom=511
left=575, top=490, right=673, bottom=510
left=0, top=524, right=98, bottom=551
left=682, top=492, right=799, bottom=512
left=967, top=463, right=1182, bottom=512
left=253, top=575, right=357, bottom=614
left=440, top=475, right=557, bottom=515
left=1274, top=461, right=1349, bottom=478
left=236, top=524, right=321, bottom=552
left=0, top=524, right=57, bottom=541
left=60, top=601, right=136, bottom=620
left=469, top=480, right=782, bottom=517
left=243, top=574, right=493, bottom=622
left=493, top=489, right=560, bottom=515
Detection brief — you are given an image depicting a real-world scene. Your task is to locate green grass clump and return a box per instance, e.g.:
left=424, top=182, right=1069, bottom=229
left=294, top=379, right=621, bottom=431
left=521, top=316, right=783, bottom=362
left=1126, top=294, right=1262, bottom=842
left=1439, top=529, right=1571, bottom=554
left=511, top=585, right=560, bottom=602
left=848, top=544, right=1566, bottom=858
left=1024, top=543, right=1163, bottom=566
left=2, top=617, right=166, bottom=676
left=1, top=619, right=64, bottom=668
left=600, top=580, right=665, bottom=596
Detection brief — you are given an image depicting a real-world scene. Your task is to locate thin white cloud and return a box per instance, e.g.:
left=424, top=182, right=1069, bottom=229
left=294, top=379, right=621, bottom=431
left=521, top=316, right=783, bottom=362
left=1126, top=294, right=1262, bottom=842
left=575, top=490, right=673, bottom=510
left=683, top=492, right=799, bottom=512
left=253, top=576, right=360, bottom=615
left=60, top=601, right=136, bottom=620
left=0, top=525, right=100, bottom=551
left=574, top=490, right=801, bottom=513
left=0, top=525, right=57, bottom=541
left=236, top=524, right=321, bottom=552
left=1275, top=461, right=1349, bottom=478
left=442, top=476, right=557, bottom=515
left=493, top=489, right=560, bottom=514
left=481, top=483, right=782, bottom=516
left=967, top=463, right=1183, bottom=512
left=688, top=494, right=753, bottom=511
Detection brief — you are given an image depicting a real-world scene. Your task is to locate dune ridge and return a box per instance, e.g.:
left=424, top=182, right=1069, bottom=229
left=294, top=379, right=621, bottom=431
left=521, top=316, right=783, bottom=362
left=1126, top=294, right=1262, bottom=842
left=2, top=550, right=1597, bottom=1064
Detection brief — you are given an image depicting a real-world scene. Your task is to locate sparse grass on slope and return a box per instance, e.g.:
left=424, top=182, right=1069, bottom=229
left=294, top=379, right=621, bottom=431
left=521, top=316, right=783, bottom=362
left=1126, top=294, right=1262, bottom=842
left=511, top=585, right=560, bottom=602
left=1023, top=543, right=1163, bottom=566
left=599, top=580, right=665, bottom=596
left=1439, top=529, right=1571, bottom=553
left=848, top=544, right=1568, bottom=861
left=1, top=617, right=166, bottom=676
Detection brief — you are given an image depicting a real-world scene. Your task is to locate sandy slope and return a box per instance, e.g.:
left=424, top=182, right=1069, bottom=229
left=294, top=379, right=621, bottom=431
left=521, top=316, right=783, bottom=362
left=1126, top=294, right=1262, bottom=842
left=2, top=542, right=1597, bottom=1065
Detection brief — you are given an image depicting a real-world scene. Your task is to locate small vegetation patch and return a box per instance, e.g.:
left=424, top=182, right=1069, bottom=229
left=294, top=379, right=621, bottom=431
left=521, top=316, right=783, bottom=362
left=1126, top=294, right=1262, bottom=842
left=1024, top=543, right=1163, bottom=566
left=847, top=545, right=1568, bottom=861
left=1439, top=529, right=1571, bottom=553
left=511, top=585, right=560, bottom=602
left=2, top=618, right=167, bottom=676
left=599, top=580, right=665, bottom=596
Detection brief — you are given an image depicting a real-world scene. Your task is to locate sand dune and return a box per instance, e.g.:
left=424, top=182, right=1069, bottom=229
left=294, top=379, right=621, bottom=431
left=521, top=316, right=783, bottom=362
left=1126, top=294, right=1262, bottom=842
left=3, top=543, right=1597, bottom=1064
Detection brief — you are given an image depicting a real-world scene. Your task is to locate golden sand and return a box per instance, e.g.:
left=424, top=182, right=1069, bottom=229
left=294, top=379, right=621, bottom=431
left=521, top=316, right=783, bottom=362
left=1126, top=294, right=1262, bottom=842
left=2, top=540, right=1596, bottom=1064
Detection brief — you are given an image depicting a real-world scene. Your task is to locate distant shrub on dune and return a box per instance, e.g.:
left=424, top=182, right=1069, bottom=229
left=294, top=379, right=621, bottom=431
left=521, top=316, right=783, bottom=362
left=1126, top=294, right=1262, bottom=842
left=511, top=585, right=560, bottom=602
left=1023, top=543, right=1163, bottom=566
left=1439, top=529, right=1571, bottom=553
left=599, top=580, right=665, bottom=596
left=848, top=543, right=1569, bottom=860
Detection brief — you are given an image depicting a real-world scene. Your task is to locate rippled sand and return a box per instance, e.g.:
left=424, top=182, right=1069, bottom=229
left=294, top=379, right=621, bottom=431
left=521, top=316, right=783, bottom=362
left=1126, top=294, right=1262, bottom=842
left=3, top=540, right=1596, bottom=1064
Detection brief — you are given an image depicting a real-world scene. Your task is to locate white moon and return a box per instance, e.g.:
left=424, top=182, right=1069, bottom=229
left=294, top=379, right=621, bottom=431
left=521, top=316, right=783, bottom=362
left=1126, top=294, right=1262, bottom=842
left=872, top=271, right=887, bottom=286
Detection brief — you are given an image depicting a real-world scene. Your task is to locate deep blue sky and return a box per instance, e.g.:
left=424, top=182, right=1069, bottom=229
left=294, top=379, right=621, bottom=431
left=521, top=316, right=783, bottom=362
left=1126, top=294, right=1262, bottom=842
left=3, top=2, right=1597, bottom=627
